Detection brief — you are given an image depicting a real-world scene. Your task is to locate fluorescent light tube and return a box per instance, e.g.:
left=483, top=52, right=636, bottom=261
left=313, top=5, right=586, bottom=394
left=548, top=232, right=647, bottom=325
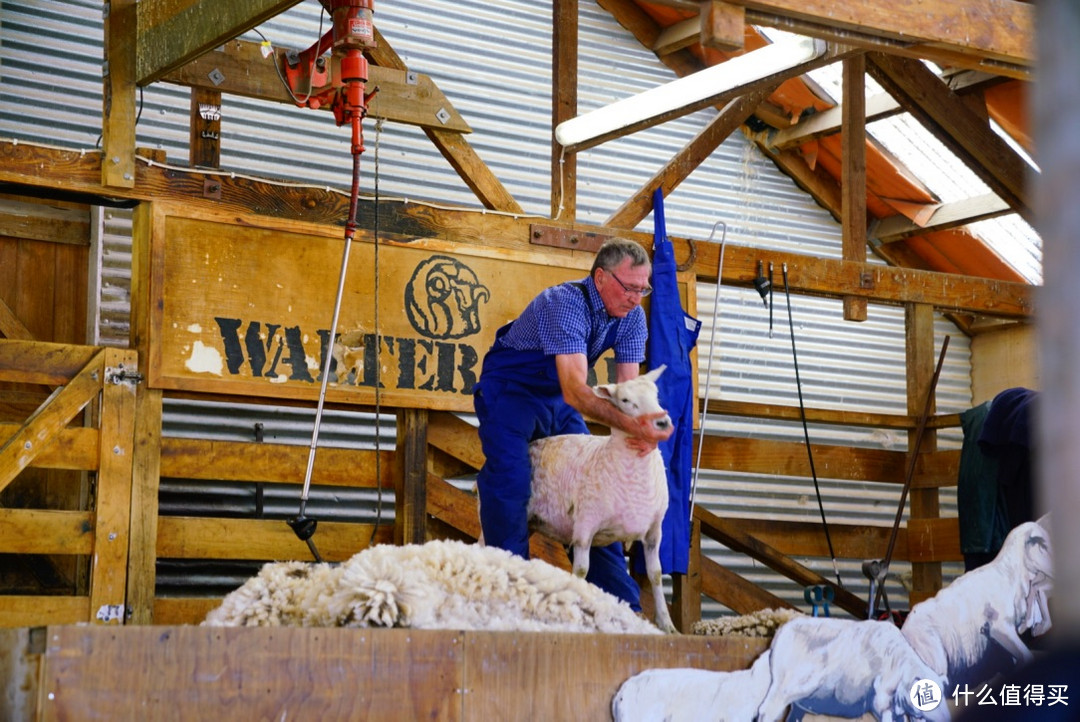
left=555, top=36, right=828, bottom=152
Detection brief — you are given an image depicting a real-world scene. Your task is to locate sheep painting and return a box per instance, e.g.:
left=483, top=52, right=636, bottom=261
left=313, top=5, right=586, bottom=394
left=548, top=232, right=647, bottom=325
left=203, top=539, right=663, bottom=635
left=756, top=617, right=951, bottom=722
left=525, top=365, right=676, bottom=633
left=611, top=650, right=772, bottom=722
left=901, top=518, right=1053, bottom=690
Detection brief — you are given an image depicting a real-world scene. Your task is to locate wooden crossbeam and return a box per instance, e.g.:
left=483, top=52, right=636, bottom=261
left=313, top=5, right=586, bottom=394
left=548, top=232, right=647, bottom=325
left=0, top=349, right=105, bottom=494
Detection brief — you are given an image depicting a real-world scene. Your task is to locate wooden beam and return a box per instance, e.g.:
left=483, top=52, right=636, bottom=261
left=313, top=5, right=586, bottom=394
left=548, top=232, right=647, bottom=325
left=102, top=0, right=137, bottom=189
left=726, top=0, right=1033, bottom=73
left=188, top=88, right=222, bottom=168
left=842, top=55, right=868, bottom=322
left=427, top=411, right=484, bottom=470
left=0, top=195, right=91, bottom=246
left=871, top=193, right=1012, bottom=244
left=605, top=85, right=776, bottom=230
left=0, top=299, right=33, bottom=341
left=866, top=52, right=1034, bottom=223
left=653, top=16, right=701, bottom=56
left=700, top=555, right=797, bottom=614
left=136, top=0, right=303, bottom=85
left=700, top=1, right=745, bottom=52
left=156, top=516, right=394, bottom=561
left=552, top=0, right=578, bottom=221
left=395, top=408, right=428, bottom=545
left=560, top=42, right=856, bottom=153
left=161, top=39, right=472, bottom=134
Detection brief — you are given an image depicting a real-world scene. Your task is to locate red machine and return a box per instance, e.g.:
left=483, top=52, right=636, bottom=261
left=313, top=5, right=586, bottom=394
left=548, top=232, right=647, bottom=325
left=282, top=0, right=378, bottom=156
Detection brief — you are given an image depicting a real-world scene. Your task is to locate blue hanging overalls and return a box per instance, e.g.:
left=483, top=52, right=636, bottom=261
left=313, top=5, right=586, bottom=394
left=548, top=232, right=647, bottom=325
left=473, top=282, right=642, bottom=609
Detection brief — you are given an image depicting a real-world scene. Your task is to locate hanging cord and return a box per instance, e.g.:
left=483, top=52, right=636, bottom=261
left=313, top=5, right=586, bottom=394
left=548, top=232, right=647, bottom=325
left=782, top=263, right=842, bottom=588
left=368, top=116, right=385, bottom=546
left=689, top=220, right=727, bottom=522
left=289, top=121, right=366, bottom=563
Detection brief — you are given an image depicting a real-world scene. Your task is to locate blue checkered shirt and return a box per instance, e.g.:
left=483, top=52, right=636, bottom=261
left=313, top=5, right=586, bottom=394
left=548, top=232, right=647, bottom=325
left=499, top=276, right=647, bottom=364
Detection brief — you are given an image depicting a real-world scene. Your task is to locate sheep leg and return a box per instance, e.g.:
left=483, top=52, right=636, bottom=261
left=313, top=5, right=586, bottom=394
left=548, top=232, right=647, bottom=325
left=988, top=621, right=1034, bottom=665
left=643, top=524, right=675, bottom=633
left=571, top=539, right=592, bottom=579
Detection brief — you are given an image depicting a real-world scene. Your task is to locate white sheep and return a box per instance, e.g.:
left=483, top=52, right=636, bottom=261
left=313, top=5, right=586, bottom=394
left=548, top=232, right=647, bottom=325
left=756, top=617, right=951, bottom=722
left=525, top=365, right=675, bottom=633
left=901, top=518, right=1053, bottom=690
left=611, top=649, right=772, bottom=722
left=204, top=539, right=663, bottom=635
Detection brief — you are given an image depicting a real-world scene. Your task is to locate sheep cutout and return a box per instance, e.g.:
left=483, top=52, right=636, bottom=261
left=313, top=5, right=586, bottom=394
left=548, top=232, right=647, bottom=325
left=203, top=539, right=663, bottom=635
left=901, top=518, right=1053, bottom=691
left=525, top=364, right=675, bottom=633
left=756, top=617, right=951, bottom=722
left=611, top=650, right=772, bottom=722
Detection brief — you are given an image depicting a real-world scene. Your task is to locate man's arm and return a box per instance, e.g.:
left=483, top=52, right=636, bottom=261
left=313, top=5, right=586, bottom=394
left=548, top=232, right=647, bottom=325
left=555, top=354, right=671, bottom=446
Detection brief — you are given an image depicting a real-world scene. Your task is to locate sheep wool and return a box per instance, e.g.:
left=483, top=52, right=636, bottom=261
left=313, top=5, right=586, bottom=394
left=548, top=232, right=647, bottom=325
left=204, top=540, right=663, bottom=635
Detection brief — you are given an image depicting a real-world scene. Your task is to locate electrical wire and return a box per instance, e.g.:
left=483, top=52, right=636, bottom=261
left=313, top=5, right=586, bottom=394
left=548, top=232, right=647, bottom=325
left=689, top=220, right=727, bottom=521
left=782, top=263, right=842, bottom=588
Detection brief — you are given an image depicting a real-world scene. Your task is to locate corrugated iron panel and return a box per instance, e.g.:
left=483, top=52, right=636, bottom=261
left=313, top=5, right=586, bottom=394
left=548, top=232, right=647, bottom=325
left=2, top=0, right=971, bottom=613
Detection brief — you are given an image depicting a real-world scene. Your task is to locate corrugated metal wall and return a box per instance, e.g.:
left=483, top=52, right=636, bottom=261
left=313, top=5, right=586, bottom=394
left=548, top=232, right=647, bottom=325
left=2, top=0, right=968, bottom=613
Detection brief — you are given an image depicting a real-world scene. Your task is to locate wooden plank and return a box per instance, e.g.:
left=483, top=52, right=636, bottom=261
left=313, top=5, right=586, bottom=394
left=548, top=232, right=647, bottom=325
left=871, top=193, right=1012, bottom=244
left=652, top=15, right=701, bottom=56
left=694, top=505, right=867, bottom=617
left=87, top=348, right=139, bottom=625
left=126, top=386, right=160, bottom=625
left=0, top=425, right=97, bottom=471
left=0, top=299, right=32, bottom=342
left=153, top=597, right=223, bottom=626
left=671, top=518, right=702, bottom=630
left=700, top=554, right=796, bottom=614
left=395, top=408, right=428, bottom=545
left=0, top=196, right=90, bottom=246
left=424, top=127, right=525, bottom=213
left=0, top=509, right=94, bottom=555
left=0, top=627, right=39, bottom=722
left=102, top=0, right=136, bottom=189
left=605, top=85, right=775, bottom=230
left=36, top=626, right=464, bottom=720
left=552, top=0, right=578, bottom=220
left=0, top=349, right=104, bottom=493
left=136, top=0, right=303, bottom=85
left=700, top=1, right=746, bottom=52
left=867, top=52, right=1032, bottom=222
left=841, top=54, right=868, bottom=322
left=463, top=631, right=767, bottom=721
left=188, top=88, right=221, bottom=168
left=427, top=411, right=484, bottom=470
left=906, top=516, right=962, bottom=563
left=0, top=598, right=89, bottom=628
left=0, top=341, right=100, bottom=386
left=704, top=397, right=962, bottom=430
left=161, top=40, right=472, bottom=133
left=155, top=516, right=394, bottom=562
left=160, top=437, right=393, bottom=487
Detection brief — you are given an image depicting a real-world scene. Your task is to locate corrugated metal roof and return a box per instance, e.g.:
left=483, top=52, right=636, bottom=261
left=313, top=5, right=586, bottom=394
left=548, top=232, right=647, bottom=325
left=2, top=0, right=971, bottom=614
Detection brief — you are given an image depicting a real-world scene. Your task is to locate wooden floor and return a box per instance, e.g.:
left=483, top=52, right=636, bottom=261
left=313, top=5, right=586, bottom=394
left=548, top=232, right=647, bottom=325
left=2, top=625, right=769, bottom=721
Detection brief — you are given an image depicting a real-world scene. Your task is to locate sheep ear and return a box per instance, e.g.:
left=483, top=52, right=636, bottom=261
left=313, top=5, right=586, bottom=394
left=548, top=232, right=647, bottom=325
left=594, top=384, right=617, bottom=401
left=643, top=364, right=666, bottom=383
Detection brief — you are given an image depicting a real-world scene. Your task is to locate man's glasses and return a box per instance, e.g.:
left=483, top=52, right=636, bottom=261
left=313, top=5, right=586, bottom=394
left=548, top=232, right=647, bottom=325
left=607, top=269, right=652, bottom=297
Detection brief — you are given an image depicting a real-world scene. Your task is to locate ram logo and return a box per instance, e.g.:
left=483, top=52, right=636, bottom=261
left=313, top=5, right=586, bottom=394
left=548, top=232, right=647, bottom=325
left=405, top=255, right=490, bottom=340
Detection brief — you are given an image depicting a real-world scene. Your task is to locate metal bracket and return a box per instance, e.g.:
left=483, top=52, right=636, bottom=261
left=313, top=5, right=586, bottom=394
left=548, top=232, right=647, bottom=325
left=105, top=364, right=144, bottom=387
left=203, top=178, right=222, bottom=200
left=860, top=271, right=875, bottom=289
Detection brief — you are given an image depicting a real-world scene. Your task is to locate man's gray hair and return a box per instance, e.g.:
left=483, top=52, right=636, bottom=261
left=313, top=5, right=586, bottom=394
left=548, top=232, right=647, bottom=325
left=590, top=238, right=650, bottom=276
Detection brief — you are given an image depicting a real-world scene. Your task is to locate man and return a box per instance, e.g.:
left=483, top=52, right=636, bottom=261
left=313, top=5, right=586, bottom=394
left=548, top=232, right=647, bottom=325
left=473, top=238, right=673, bottom=609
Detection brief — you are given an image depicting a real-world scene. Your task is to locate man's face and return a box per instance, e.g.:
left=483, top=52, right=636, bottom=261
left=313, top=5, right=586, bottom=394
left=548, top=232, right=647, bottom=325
left=595, top=257, right=651, bottom=317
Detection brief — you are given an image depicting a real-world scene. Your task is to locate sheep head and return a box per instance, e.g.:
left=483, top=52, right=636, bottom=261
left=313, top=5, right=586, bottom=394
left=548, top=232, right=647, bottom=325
left=593, top=365, right=671, bottom=431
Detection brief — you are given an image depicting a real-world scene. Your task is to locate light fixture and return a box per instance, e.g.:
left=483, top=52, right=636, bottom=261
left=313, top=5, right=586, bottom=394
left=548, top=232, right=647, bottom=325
left=555, top=36, right=828, bottom=153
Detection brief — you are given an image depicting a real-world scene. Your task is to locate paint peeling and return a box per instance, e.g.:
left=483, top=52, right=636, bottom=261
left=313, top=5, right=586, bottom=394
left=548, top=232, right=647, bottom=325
left=187, top=323, right=203, bottom=333
left=185, top=341, right=224, bottom=375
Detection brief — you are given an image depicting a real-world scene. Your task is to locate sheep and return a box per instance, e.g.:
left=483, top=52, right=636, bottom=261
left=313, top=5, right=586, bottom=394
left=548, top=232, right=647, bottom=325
left=203, top=539, right=663, bottom=635
left=901, top=518, right=1053, bottom=691
left=524, top=364, right=675, bottom=633
left=611, top=650, right=772, bottom=722
left=756, top=617, right=951, bottom=722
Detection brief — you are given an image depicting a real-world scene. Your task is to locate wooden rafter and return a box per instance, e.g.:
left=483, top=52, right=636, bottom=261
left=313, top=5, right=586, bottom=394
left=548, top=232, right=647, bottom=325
left=871, top=193, right=1012, bottom=244
left=136, top=0, right=303, bottom=85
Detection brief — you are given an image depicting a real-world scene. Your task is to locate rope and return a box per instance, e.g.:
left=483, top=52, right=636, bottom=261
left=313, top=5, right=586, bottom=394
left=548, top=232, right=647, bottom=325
left=782, top=263, right=842, bottom=588
left=369, top=116, right=385, bottom=546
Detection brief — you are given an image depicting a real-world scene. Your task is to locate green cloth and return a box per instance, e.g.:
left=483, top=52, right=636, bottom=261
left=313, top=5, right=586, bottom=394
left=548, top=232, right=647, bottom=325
left=957, top=401, right=1008, bottom=555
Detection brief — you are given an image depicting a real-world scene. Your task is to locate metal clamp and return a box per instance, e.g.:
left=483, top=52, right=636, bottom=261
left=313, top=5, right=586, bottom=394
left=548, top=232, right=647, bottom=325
left=105, top=364, right=144, bottom=386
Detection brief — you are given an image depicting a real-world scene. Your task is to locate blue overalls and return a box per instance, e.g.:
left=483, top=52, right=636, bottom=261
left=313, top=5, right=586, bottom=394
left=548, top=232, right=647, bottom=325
left=473, top=283, right=642, bottom=610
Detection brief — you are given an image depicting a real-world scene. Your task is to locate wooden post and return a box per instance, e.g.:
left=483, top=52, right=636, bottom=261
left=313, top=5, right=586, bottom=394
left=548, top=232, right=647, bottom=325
left=552, top=0, right=577, bottom=221
left=88, top=348, right=138, bottom=624
left=189, top=88, right=222, bottom=168
left=672, top=517, right=702, bottom=632
left=842, top=55, right=868, bottom=322
left=1036, top=0, right=1080, bottom=640
left=102, top=0, right=137, bottom=189
left=394, top=408, right=428, bottom=545
left=905, top=303, right=941, bottom=604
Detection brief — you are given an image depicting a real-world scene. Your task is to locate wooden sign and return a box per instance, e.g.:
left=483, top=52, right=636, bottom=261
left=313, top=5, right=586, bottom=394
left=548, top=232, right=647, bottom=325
left=139, top=203, right=695, bottom=412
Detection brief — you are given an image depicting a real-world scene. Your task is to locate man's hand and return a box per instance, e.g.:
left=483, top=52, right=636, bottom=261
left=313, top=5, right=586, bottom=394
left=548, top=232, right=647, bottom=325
left=625, top=411, right=674, bottom=457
